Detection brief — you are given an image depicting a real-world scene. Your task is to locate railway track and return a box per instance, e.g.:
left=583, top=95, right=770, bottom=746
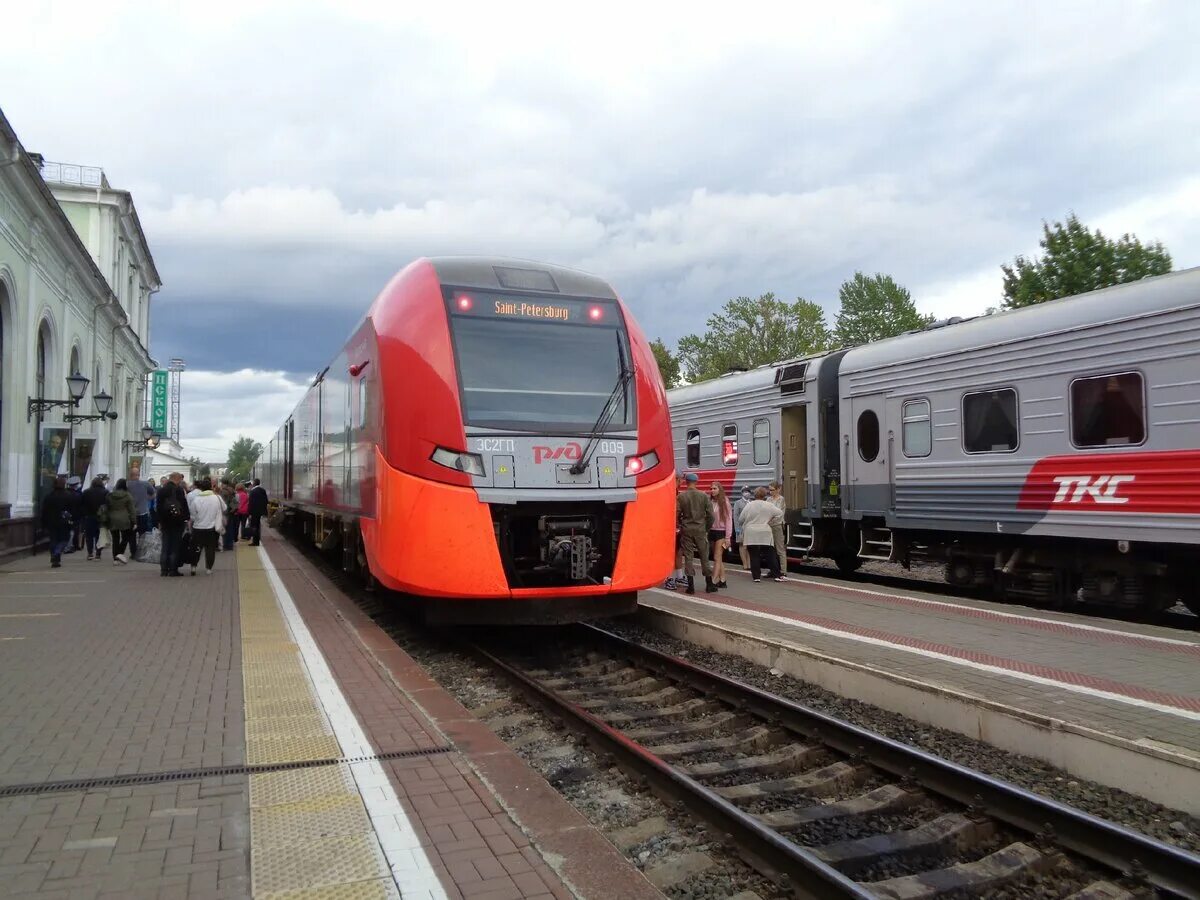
left=470, top=624, right=1200, bottom=899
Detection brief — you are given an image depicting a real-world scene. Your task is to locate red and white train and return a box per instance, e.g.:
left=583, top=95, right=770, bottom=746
left=259, top=257, right=676, bottom=622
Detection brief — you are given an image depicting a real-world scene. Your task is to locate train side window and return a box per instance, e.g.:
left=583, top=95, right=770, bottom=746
left=1070, top=372, right=1145, bottom=447
left=686, top=429, right=700, bottom=468
left=722, top=424, right=738, bottom=466
left=963, top=388, right=1018, bottom=453
left=857, top=410, right=880, bottom=462
left=902, top=399, right=931, bottom=458
left=752, top=419, right=771, bottom=465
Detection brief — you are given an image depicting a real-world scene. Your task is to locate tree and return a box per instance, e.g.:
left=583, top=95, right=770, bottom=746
left=1002, top=214, right=1172, bottom=309
left=676, top=293, right=831, bottom=384
left=833, top=273, right=930, bottom=347
left=185, top=455, right=204, bottom=481
left=649, top=338, right=681, bottom=389
left=225, top=435, right=264, bottom=483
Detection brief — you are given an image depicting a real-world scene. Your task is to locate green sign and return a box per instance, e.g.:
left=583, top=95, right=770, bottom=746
left=150, top=370, right=168, bottom=434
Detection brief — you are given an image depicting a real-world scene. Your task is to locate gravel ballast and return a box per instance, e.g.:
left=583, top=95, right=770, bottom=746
left=605, top=617, right=1200, bottom=854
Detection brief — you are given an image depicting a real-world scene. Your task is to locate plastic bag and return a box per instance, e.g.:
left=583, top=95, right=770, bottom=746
left=136, top=528, right=162, bottom=563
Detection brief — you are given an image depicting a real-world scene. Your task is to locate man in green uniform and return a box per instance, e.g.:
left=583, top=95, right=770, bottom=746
left=676, top=472, right=716, bottom=594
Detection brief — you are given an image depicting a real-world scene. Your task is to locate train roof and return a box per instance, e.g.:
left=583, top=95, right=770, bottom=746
left=428, top=257, right=618, bottom=299
left=841, top=265, right=1200, bottom=373
left=667, top=351, right=835, bottom=406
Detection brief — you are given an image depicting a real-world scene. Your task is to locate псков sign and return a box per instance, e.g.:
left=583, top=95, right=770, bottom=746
left=150, top=370, right=168, bottom=433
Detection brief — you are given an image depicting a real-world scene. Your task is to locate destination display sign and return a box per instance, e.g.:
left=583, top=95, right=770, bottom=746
left=446, top=292, right=615, bottom=325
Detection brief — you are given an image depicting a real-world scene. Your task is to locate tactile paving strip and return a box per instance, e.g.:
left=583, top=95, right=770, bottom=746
left=251, top=792, right=373, bottom=846
left=238, top=545, right=396, bottom=895
left=251, top=833, right=388, bottom=895
left=258, top=877, right=399, bottom=900
left=250, top=764, right=357, bottom=808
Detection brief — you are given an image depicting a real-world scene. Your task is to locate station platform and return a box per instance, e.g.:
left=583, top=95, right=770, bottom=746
left=640, top=569, right=1200, bottom=816
left=0, top=538, right=660, bottom=899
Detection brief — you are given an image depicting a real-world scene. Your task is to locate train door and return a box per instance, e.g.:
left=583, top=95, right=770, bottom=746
left=848, top=394, right=889, bottom=515
left=780, top=406, right=808, bottom=511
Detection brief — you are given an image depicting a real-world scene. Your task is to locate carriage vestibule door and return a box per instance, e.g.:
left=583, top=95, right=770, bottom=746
left=848, top=394, right=888, bottom=514
left=780, top=405, right=808, bottom=511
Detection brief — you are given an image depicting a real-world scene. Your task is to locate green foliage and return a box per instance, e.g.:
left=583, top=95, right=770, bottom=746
left=1002, top=214, right=1172, bottom=309
left=676, top=293, right=831, bottom=384
left=185, top=455, right=203, bottom=481
left=833, top=272, right=930, bottom=347
left=649, top=338, right=681, bottom=389
left=225, top=435, right=264, bottom=484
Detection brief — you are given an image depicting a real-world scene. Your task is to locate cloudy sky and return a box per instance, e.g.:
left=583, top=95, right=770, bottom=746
left=3, top=1, right=1198, bottom=459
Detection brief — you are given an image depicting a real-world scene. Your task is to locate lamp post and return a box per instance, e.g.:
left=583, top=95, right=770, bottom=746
left=30, top=374, right=118, bottom=504
left=27, top=371, right=98, bottom=420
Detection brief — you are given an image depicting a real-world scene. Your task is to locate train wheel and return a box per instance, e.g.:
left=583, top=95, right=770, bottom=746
left=835, top=553, right=863, bottom=574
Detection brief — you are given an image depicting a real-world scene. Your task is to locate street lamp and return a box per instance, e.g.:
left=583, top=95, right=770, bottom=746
left=123, top=425, right=162, bottom=453
left=28, top=372, right=115, bottom=421
left=64, top=388, right=118, bottom=424
left=66, top=371, right=90, bottom=403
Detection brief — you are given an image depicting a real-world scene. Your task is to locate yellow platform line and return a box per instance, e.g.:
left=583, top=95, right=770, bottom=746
left=236, top=545, right=396, bottom=898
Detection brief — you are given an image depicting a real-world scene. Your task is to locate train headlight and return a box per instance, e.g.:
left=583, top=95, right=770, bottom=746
left=624, top=450, right=659, bottom=477
left=431, top=447, right=486, bottom=477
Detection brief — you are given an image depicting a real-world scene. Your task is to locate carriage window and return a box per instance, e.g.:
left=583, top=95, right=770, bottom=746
left=1071, top=373, right=1145, bottom=447
left=722, top=424, right=738, bottom=466
left=902, top=399, right=931, bottom=458
left=753, top=419, right=771, bottom=465
left=857, top=410, right=880, bottom=462
left=963, top=388, right=1018, bottom=452
left=686, top=429, right=700, bottom=468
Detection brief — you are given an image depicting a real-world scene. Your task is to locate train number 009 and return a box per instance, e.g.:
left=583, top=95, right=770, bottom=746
left=599, top=440, right=625, bottom=455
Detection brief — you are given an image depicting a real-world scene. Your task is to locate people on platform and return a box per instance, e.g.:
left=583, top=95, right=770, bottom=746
left=188, top=478, right=226, bottom=575
left=39, top=475, right=80, bottom=568
left=709, top=482, right=732, bottom=589
left=156, top=472, right=190, bottom=577
left=732, top=485, right=753, bottom=570
left=81, top=477, right=108, bottom=560
left=235, top=483, right=249, bottom=541
left=739, top=487, right=785, bottom=583
left=102, top=479, right=136, bottom=565
left=64, top=476, right=83, bottom=553
left=768, top=481, right=787, bottom=574
left=248, top=478, right=268, bottom=547
left=220, top=481, right=238, bottom=550
left=129, top=469, right=151, bottom=535
left=676, top=472, right=715, bottom=594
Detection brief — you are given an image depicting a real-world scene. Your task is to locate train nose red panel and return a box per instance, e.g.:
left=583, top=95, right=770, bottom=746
left=359, top=449, right=675, bottom=598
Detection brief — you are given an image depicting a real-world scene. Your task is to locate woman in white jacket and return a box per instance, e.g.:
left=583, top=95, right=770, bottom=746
left=738, top=487, right=786, bottom=582
left=188, top=478, right=227, bottom=575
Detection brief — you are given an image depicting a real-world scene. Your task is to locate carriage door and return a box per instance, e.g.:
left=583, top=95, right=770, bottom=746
left=848, top=394, right=888, bottom=515
left=780, top=406, right=808, bottom=511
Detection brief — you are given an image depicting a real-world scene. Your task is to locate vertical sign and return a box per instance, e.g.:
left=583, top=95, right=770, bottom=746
left=150, top=370, right=168, bottom=434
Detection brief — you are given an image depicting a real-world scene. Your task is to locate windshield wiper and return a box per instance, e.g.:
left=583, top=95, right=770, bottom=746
left=569, top=337, right=632, bottom=475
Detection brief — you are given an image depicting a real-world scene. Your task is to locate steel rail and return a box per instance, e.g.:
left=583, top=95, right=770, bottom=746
left=469, top=644, right=874, bottom=899
left=578, top=623, right=1200, bottom=898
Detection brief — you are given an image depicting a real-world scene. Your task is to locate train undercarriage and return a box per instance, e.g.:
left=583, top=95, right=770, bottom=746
left=781, top=516, right=1199, bottom=616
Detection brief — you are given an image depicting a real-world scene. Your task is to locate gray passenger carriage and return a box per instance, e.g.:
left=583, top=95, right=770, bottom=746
left=667, top=351, right=857, bottom=564
left=840, top=267, right=1200, bottom=610
left=667, top=268, right=1200, bottom=613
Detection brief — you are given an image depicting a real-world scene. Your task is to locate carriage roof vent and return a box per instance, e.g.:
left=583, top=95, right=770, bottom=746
left=774, top=362, right=808, bottom=395
left=724, top=364, right=750, bottom=375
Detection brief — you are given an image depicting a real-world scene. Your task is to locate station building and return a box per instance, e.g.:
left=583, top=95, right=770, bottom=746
left=0, top=105, right=160, bottom=557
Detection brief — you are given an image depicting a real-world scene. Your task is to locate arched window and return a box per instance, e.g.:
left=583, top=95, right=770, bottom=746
left=35, top=325, right=48, bottom=404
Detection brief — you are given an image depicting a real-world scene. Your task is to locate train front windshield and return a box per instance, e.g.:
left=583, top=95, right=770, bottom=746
left=446, top=293, right=634, bottom=431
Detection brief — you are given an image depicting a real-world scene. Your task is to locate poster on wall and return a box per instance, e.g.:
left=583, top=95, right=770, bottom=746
left=71, top=436, right=97, bottom=481
left=38, top=424, right=71, bottom=498
left=128, top=455, right=144, bottom=476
